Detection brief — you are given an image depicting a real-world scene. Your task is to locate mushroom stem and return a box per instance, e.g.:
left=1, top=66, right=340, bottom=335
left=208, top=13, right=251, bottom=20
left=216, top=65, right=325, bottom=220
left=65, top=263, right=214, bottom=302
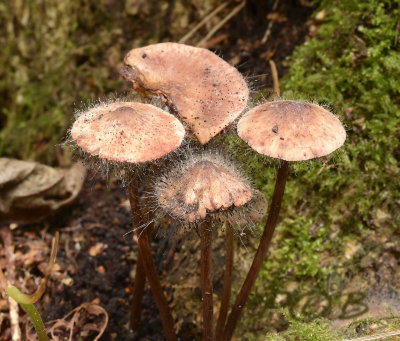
left=215, top=224, right=233, bottom=340
left=201, top=220, right=214, bottom=341
left=129, top=250, right=146, bottom=330
left=222, top=160, right=289, bottom=341
left=128, top=182, right=177, bottom=341
left=128, top=177, right=146, bottom=331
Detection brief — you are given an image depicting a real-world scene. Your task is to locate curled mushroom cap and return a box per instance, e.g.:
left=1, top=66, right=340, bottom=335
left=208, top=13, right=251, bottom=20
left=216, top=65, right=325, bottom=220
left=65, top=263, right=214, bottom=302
left=156, top=157, right=253, bottom=223
left=71, top=102, right=185, bottom=163
left=237, top=100, right=346, bottom=161
left=120, top=42, right=249, bottom=145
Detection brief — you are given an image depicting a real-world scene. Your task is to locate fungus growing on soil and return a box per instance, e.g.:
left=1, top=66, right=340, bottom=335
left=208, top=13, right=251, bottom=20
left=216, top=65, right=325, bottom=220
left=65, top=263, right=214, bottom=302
left=71, top=101, right=185, bottom=341
left=154, top=152, right=267, bottom=340
left=119, top=42, right=249, bottom=144
left=220, top=100, right=346, bottom=340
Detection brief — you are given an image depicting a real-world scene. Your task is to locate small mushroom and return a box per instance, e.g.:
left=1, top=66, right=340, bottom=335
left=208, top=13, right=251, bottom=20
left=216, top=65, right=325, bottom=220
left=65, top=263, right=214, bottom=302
left=237, top=100, right=346, bottom=161
left=70, top=101, right=181, bottom=340
left=222, top=100, right=347, bottom=341
left=120, top=43, right=249, bottom=145
left=71, top=102, right=185, bottom=163
left=154, top=152, right=266, bottom=340
left=155, top=154, right=264, bottom=224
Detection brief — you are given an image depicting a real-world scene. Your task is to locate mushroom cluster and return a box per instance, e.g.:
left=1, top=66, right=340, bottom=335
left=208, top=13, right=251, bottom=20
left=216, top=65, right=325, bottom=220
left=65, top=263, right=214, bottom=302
left=70, top=42, right=346, bottom=341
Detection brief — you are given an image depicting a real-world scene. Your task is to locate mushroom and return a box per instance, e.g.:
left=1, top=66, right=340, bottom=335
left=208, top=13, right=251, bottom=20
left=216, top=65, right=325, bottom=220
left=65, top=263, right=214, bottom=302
left=119, top=42, right=249, bottom=145
left=221, top=100, right=346, bottom=340
left=237, top=100, right=346, bottom=161
left=155, top=152, right=266, bottom=225
left=71, top=101, right=184, bottom=341
left=156, top=159, right=252, bottom=223
left=154, top=152, right=267, bottom=340
left=71, top=101, right=185, bottom=163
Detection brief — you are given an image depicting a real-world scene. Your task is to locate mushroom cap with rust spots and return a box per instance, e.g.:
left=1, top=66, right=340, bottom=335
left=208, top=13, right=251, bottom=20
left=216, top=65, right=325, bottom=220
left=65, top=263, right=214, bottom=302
left=237, top=100, right=346, bottom=161
left=120, top=43, right=249, bottom=145
left=156, top=159, right=253, bottom=223
left=71, top=102, right=185, bottom=163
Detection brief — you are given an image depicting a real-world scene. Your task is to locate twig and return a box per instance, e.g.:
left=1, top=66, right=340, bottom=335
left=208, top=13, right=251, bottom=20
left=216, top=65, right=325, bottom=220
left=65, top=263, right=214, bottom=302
left=344, top=329, right=400, bottom=341
left=202, top=34, right=229, bottom=49
left=1, top=226, right=21, bottom=341
left=9, top=298, right=20, bottom=341
left=197, top=1, right=246, bottom=48
left=269, top=59, right=280, bottom=98
left=215, top=225, right=233, bottom=340
left=179, top=1, right=230, bottom=44
left=201, top=220, right=214, bottom=341
left=261, top=0, right=279, bottom=44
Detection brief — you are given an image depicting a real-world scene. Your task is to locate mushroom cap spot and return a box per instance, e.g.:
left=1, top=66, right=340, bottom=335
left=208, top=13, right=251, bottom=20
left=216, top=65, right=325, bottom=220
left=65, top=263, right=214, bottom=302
left=71, top=102, right=185, bottom=163
left=122, top=43, right=249, bottom=144
left=237, top=100, right=346, bottom=161
left=157, top=159, right=253, bottom=222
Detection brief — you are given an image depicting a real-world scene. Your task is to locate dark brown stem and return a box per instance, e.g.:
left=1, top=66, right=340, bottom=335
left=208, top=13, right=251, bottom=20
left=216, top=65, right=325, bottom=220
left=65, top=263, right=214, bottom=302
left=201, top=220, right=214, bottom=341
left=129, top=250, right=146, bottom=330
left=215, top=225, right=233, bottom=340
left=128, top=182, right=177, bottom=341
left=128, top=177, right=146, bottom=331
left=222, top=160, right=289, bottom=341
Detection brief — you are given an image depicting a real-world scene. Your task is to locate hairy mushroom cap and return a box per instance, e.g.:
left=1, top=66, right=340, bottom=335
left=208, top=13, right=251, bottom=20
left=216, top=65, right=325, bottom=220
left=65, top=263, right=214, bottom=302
left=120, top=42, right=249, bottom=145
left=156, top=157, right=253, bottom=223
left=71, top=102, right=185, bottom=163
left=237, top=100, right=346, bottom=161
left=218, top=189, right=267, bottom=226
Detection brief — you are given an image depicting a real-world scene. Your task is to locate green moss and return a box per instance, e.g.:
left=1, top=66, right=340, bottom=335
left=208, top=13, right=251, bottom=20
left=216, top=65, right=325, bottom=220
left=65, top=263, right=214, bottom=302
left=265, top=312, right=343, bottom=341
left=0, top=0, right=221, bottom=164
left=278, top=0, right=400, bottom=230
left=235, top=0, right=400, bottom=338
left=0, top=0, right=121, bottom=163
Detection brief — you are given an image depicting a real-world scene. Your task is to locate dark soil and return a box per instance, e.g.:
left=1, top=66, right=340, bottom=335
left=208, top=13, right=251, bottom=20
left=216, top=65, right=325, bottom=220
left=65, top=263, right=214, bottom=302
left=44, top=174, right=166, bottom=340
left=1, top=2, right=315, bottom=340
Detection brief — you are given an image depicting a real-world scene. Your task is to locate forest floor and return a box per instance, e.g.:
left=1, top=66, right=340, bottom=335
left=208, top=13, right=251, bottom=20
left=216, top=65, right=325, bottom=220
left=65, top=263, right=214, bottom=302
left=1, top=1, right=400, bottom=341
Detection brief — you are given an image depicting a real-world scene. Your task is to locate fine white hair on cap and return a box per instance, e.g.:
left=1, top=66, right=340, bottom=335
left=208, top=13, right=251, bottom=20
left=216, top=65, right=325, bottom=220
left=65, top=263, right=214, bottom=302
left=71, top=101, right=185, bottom=163
left=155, top=152, right=266, bottom=223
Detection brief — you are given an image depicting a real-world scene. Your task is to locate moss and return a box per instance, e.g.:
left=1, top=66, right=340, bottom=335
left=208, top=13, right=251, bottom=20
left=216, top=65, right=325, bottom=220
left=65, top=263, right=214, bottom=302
left=0, top=0, right=220, bottom=164
left=235, top=0, right=400, bottom=339
left=265, top=312, right=343, bottom=341
left=278, top=0, right=400, bottom=230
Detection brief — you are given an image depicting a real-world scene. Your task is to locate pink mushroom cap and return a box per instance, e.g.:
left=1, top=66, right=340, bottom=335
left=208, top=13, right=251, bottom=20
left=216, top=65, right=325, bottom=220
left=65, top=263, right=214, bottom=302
left=71, top=102, right=185, bottom=163
left=237, top=100, right=346, bottom=161
left=157, top=159, right=253, bottom=222
left=120, top=43, right=249, bottom=145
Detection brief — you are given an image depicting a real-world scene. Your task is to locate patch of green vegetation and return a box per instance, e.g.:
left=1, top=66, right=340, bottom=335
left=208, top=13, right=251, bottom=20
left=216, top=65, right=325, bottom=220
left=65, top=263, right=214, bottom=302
left=265, top=311, right=343, bottom=341
left=278, top=0, right=400, bottom=231
left=0, top=0, right=217, bottom=164
left=0, top=0, right=122, bottom=163
left=235, top=0, right=400, bottom=338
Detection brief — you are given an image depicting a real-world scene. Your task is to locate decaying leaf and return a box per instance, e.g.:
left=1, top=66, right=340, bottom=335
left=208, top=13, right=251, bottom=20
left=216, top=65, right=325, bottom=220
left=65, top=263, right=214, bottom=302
left=0, top=159, right=86, bottom=223
left=0, top=158, right=36, bottom=189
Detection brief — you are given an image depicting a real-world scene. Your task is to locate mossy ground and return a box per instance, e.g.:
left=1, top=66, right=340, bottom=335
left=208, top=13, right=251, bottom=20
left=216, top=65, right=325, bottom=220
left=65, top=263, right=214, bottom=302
left=233, top=0, right=400, bottom=339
